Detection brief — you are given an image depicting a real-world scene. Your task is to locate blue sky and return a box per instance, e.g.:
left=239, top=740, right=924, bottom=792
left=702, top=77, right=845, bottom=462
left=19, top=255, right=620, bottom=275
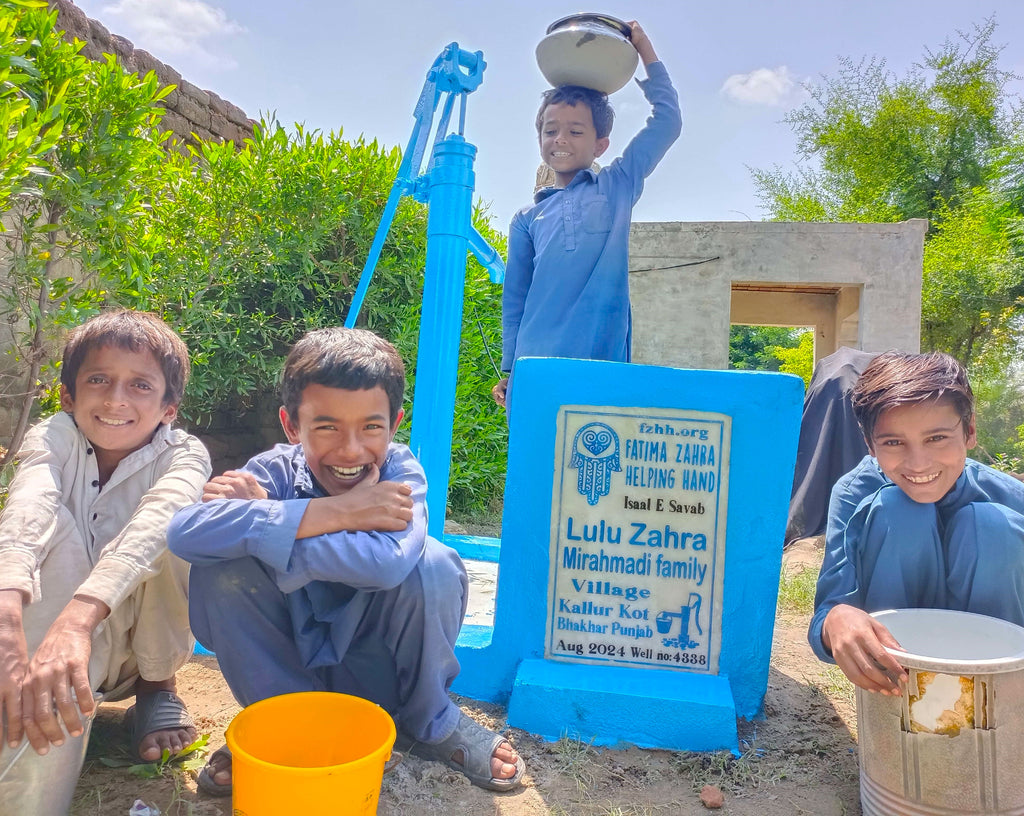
left=72, top=0, right=1024, bottom=229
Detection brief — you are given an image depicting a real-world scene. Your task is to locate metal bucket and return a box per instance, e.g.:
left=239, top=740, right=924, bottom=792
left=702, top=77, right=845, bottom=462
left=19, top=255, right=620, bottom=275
left=857, top=609, right=1024, bottom=815
left=535, top=13, right=639, bottom=94
left=0, top=697, right=101, bottom=816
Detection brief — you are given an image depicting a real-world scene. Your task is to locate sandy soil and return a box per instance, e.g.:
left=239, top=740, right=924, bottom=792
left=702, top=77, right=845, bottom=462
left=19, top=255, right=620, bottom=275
left=68, top=539, right=862, bottom=816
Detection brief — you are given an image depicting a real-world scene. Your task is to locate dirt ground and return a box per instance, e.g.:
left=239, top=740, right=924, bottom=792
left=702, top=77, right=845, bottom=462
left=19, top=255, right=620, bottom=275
left=69, top=539, right=862, bottom=816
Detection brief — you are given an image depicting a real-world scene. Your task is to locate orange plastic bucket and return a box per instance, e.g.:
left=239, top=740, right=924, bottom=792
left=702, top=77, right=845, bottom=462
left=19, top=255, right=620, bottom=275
left=226, top=691, right=396, bottom=815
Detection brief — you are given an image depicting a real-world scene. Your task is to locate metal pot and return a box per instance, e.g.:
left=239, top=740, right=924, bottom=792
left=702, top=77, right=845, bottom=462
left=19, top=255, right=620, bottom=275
left=535, top=13, right=639, bottom=95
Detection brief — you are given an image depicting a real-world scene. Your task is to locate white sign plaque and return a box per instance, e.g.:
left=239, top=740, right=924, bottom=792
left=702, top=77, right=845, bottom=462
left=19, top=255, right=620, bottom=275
left=546, top=406, right=730, bottom=673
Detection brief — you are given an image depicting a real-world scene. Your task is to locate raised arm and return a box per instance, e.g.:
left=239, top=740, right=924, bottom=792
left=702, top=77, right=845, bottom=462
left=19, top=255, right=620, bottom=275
left=610, top=22, right=682, bottom=195
left=627, top=20, right=659, bottom=66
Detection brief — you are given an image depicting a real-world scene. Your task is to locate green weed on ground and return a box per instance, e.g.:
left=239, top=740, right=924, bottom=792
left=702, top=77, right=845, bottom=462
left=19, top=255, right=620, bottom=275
left=777, top=565, right=818, bottom=616
left=552, top=733, right=597, bottom=795
left=807, top=664, right=857, bottom=712
left=672, top=742, right=786, bottom=796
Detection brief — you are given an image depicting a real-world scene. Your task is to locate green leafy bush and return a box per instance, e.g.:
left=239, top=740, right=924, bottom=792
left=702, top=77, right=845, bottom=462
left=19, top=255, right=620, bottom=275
left=141, top=120, right=508, bottom=512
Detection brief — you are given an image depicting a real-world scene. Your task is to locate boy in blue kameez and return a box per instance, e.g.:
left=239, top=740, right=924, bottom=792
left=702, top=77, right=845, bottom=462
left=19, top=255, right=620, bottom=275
left=493, top=21, right=681, bottom=408
left=168, top=328, right=524, bottom=795
left=809, top=351, right=1024, bottom=694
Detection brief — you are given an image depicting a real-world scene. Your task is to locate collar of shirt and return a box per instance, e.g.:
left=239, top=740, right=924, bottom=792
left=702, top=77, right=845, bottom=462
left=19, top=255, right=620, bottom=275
left=533, top=167, right=599, bottom=204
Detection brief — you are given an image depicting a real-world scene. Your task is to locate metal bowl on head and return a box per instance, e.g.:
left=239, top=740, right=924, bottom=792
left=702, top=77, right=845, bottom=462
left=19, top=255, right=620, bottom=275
left=535, top=13, right=639, bottom=95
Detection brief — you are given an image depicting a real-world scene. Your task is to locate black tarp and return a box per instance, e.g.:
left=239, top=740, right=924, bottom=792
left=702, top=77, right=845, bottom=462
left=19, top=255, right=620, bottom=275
left=785, top=347, right=879, bottom=545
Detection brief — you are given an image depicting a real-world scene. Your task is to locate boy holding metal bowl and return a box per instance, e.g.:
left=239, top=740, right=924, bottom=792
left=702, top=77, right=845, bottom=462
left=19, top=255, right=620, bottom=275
left=493, top=19, right=681, bottom=408
left=809, top=351, right=1024, bottom=693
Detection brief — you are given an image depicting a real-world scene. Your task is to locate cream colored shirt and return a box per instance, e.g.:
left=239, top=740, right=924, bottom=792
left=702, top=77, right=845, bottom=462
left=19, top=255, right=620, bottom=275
left=0, top=411, right=211, bottom=612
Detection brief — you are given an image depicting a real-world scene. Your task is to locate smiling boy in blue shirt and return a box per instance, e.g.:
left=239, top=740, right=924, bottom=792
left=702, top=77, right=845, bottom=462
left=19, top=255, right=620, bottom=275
left=809, top=351, right=1024, bottom=694
left=493, top=20, right=681, bottom=408
left=169, top=328, right=524, bottom=795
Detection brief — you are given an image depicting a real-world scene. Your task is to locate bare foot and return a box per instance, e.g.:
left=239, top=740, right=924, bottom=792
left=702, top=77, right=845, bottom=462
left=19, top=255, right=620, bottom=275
left=202, top=746, right=232, bottom=789
left=453, top=739, right=520, bottom=781
left=133, top=677, right=197, bottom=762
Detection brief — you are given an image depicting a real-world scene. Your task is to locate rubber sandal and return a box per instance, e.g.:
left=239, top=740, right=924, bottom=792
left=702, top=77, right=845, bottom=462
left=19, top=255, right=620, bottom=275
left=404, top=711, right=525, bottom=792
left=124, top=689, right=195, bottom=762
left=197, top=745, right=232, bottom=797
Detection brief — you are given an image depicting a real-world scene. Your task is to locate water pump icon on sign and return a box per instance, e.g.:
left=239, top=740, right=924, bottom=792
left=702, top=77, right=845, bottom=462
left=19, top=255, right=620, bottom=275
left=657, top=593, right=703, bottom=650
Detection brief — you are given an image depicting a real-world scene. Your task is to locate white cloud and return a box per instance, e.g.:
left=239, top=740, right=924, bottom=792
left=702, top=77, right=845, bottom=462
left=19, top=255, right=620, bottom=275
left=100, top=0, right=244, bottom=62
left=720, top=66, right=797, bottom=106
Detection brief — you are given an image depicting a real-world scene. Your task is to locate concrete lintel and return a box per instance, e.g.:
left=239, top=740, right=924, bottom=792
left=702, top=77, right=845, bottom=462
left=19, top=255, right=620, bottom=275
left=509, top=658, right=738, bottom=751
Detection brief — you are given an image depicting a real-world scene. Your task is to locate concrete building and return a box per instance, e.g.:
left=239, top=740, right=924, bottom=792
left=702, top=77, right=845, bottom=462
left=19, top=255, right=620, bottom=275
left=630, top=219, right=928, bottom=370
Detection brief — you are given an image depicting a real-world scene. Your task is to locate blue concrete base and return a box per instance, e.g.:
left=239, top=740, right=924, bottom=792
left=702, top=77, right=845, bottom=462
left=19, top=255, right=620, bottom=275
left=508, top=658, right=738, bottom=751
left=444, top=534, right=500, bottom=563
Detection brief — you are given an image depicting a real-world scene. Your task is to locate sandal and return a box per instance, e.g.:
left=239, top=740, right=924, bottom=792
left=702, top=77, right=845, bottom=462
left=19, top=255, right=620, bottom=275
left=124, top=689, right=195, bottom=762
left=196, top=744, right=404, bottom=797
left=197, top=745, right=232, bottom=797
left=404, top=711, right=525, bottom=792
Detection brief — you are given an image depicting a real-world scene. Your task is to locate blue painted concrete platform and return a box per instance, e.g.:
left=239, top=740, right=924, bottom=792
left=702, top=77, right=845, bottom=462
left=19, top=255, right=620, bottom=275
left=509, top=658, right=737, bottom=750
left=451, top=357, right=802, bottom=752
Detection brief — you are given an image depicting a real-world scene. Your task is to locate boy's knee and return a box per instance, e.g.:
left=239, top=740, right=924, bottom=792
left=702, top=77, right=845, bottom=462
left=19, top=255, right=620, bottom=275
left=873, top=486, right=937, bottom=521
left=950, top=501, right=1023, bottom=558
left=868, top=483, right=937, bottom=536
left=420, top=538, right=468, bottom=590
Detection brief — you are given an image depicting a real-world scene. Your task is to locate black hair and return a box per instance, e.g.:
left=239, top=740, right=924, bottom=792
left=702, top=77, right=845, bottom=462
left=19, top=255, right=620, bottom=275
left=535, top=85, right=614, bottom=138
left=852, top=351, right=974, bottom=443
left=61, top=310, right=190, bottom=406
left=280, top=327, right=405, bottom=425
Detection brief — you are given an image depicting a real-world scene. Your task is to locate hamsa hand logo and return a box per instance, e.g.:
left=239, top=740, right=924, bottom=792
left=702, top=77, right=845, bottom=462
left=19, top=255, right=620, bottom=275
left=570, top=422, right=621, bottom=505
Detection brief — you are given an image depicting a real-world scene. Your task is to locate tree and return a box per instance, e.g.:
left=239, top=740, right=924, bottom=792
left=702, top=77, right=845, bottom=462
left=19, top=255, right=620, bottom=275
left=768, top=331, right=814, bottom=386
left=729, top=325, right=801, bottom=372
left=921, top=190, right=1023, bottom=361
left=752, top=19, right=1019, bottom=230
left=0, top=2, right=170, bottom=465
left=752, top=18, right=1024, bottom=462
left=0, top=8, right=509, bottom=510
left=0, top=0, right=67, bottom=213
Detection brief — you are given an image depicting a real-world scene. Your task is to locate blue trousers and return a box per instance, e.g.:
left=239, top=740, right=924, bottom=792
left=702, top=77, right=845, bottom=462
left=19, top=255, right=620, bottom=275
left=858, top=488, right=1024, bottom=626
left=188, top=538, right=468, bottom=743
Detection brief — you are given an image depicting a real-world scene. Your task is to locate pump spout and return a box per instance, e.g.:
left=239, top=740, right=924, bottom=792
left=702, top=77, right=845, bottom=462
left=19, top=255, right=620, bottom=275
left=469, top=226, right=505, bottom=283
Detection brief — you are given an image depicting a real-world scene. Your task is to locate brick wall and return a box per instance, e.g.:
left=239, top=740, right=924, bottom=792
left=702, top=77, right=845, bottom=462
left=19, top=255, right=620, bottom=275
left=51, top=0, right=255, bottom=147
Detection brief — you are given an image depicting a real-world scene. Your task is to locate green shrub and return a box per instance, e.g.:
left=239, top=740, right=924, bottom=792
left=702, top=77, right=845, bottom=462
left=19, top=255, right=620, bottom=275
left=142, top=121, right=508, bottom=512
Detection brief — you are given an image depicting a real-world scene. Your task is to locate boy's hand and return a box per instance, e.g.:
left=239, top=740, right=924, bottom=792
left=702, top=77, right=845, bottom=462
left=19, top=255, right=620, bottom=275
left=334, top=464, right=414, bottom=532
left=203, top=470, right=268, bottom=502
left=823, top=604, right=908, bottom=695
left=492, top=377, right=509, bottom=408
left=626, top=21, right=658, bottom=66
left=0, top=589, right=29, bottom=753
left=20, top=595, right=107, bottom=755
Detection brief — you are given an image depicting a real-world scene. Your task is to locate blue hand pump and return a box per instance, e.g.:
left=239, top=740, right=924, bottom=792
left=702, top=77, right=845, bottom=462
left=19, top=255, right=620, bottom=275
left=344, top=43, right=504, bottom=539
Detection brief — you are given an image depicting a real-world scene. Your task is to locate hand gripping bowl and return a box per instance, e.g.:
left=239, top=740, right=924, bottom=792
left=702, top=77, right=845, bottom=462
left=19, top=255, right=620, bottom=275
left=535, top=13, right=639, bottom=95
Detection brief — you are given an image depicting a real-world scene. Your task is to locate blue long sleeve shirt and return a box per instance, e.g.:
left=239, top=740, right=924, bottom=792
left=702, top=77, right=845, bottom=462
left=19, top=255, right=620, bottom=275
left=501, top=61, right=682, bottom=372
left=808, top=455, right=1024, bottom=662
left=168, top=442, right=428, bottom=666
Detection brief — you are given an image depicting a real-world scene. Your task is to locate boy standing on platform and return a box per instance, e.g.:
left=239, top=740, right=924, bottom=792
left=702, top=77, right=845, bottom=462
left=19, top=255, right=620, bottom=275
left=494, top=20, right=681, bottom=408
left=809, top=351, right=1024, bottom=693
